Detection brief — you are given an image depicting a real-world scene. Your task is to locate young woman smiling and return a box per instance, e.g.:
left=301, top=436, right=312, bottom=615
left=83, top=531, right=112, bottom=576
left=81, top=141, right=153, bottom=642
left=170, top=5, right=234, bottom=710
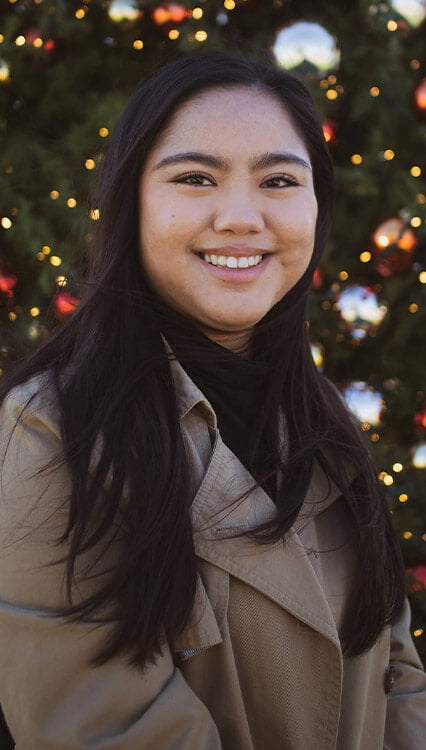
left=0, top=53, right=425, bottom=749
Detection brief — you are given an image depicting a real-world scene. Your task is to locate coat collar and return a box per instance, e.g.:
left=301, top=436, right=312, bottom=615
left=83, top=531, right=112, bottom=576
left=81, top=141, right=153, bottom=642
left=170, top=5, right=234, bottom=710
left=170, top=356, right=342, bottom=648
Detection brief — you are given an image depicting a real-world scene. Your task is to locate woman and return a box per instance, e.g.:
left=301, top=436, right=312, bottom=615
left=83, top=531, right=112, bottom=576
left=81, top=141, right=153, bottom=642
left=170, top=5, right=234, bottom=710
left=0, top=53, right=425, bottom=749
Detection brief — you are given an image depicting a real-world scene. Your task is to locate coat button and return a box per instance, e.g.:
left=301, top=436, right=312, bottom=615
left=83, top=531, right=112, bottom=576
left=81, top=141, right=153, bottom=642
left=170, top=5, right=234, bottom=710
left=384, top=664, right=397, bottom=694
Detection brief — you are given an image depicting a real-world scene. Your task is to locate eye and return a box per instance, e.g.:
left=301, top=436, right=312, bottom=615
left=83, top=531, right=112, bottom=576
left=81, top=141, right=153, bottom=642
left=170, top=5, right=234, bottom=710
left=173, top=172, right=215, bottom=186
left=260, top=174, right=299, bottom=189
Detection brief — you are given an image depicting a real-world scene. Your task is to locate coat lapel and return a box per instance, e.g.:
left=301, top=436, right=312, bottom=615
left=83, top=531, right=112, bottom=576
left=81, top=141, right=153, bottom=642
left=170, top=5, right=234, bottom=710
left=191, top=433, right=341, bottom=649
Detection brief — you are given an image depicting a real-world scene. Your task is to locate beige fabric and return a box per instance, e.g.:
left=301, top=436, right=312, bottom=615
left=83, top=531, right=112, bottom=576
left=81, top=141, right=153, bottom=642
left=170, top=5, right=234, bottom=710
left=0, top=364, right=425, bottom=749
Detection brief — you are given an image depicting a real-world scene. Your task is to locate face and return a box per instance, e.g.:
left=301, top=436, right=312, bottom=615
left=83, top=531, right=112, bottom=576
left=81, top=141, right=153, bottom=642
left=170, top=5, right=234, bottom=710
left=138, top=86, right=317, bottom=351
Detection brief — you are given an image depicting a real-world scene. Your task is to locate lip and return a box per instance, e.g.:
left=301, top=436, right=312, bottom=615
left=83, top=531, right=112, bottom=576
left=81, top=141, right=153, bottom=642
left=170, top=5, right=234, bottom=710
left=197, top=249, right=272, bottom=283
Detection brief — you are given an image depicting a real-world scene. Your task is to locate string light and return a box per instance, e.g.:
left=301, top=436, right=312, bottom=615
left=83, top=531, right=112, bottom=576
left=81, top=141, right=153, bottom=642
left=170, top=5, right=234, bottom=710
left=409, top=303, right=418, bottom=313
left=370, top=86, right=380, bottom=97
left=133, top=40, right=144, bottom=49
left=328, top=74, right=337, bottom=84
left=56, top=276, right=67, bottom=286
left=194, top=30, right=208, bottom=41
left=320, top=80, right=329, bottom=89
left=8, top=312, right=17, bottom=321
left=90, top=208, right=100, bottom=220
left=326, top=89, right=338, bottom=100
left=393, top=462, right=403, bottom=472
left=50, top=190, right=59, bottom=199
left=67, top=198, right=77, bottom=208
left=98, top=128, right=109, bottom=137
left=30, top=307, right=40, bottom=317
left=410, top=59, right=420, bottom=70
left=417, top=193, right=426, bottom=204
left=371, top=433, right=380, bottom=442
left=419, top=272, right=426, bottom=284
left=383, top=474, right=394, bottom=486
left=33, top=37, right=43, bottom=48
left=1, top=217, right=12, bottom=229
left=50, top=256, right=62, bottom=267
left=75, top=8, right=86, bottom=19
left=15, top=36, right=26, bottom=46
left=168, top=30, right=180, bottom=39
left=411, top=166, right=422, bottom=177
left=360, top=251, right=371, bottom=263
left=36, top=252, right=45, bottom=261
left=410, top=216, right=421, bottom=227
left=351, top=154, right=362, bottom=165
left=387, top=20, right=398, bottom=31
left=399, top=494, right=409, bottom=503
left=339, top=271, right=349, bottom=281
left=413, top=629, right=424, bottom=637
left=85, top=159, right=95, bottom=170
left=403, top=531, right=413, bottom=539
left=42, top=245, right=51, bottom=255
left=192, top=7, right=203, bottom=19
left=224, top=0, right=236, bottom=8
left=383, top=149, right=395, bottom=160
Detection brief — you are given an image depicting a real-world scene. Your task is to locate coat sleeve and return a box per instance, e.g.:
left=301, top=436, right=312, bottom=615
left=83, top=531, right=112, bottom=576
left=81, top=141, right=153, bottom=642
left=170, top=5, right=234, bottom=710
left=383, top=598, right=426, bottom=750
left=0, top=381, right=222, bottom=750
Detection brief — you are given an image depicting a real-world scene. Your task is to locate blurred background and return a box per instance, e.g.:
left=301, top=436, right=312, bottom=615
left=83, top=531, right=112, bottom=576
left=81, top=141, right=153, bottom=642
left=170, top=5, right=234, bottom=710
left=0, top=0, right=425, bottom=661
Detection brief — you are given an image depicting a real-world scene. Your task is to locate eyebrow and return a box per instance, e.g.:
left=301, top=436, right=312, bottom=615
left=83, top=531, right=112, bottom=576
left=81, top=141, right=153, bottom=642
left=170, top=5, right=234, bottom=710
left=152, top=150, right=312, bottom=172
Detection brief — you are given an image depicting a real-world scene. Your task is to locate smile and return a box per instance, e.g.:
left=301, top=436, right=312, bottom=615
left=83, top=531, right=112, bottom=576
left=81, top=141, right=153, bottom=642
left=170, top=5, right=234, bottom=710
left=200, top=253, right=263, bottom=268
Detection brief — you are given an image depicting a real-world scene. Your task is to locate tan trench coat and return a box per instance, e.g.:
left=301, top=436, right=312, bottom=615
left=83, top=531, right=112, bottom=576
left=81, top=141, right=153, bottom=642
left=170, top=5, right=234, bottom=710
left=0, top=361, right=425, bottom=749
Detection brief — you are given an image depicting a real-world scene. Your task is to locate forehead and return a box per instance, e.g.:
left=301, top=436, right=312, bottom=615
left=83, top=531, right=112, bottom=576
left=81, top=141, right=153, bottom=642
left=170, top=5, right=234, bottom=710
left=148, top=85, right=310, bottom=162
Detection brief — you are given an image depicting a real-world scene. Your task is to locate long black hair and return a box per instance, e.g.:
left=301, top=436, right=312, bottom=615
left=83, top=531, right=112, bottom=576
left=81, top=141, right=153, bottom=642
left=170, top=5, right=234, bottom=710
left=0, top=52, right=405, bottom=668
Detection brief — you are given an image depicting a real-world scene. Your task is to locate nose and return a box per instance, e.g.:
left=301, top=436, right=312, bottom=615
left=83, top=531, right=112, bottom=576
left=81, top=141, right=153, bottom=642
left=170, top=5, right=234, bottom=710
left=213, top=190, right=265, bottom=234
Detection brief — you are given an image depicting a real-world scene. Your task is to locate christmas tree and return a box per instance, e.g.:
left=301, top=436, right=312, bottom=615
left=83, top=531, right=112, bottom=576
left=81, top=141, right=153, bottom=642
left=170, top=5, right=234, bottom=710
left=1, top=0, right=425, bottom=662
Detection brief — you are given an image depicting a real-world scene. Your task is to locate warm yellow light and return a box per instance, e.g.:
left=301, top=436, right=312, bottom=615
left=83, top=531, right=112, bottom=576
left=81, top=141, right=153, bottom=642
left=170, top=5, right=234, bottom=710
left=192, top=7, right=203, bottom=19
left=417, top=193, right=426, bottom=204
left=410, top=59, right=420, bottom=70
left=1, top=217, right=12, bottom=229
left=410, top=216, right=421, bottom=228
left=99, top=127, right=109, bottom=137
left=30, top=307, right=40, bottom=317
left=411, top=166, right=422, bottom=177
left=351, top=154, right=362, bottom=165
left=328, top=74, right=337, bottom=84
left=383, top=474, right=394, bottom=486
left=15, top=36, right=26, bottom=46
left=360, top=251, right=372, bottom=263
left=376, top=234, right=390, bottom=248
left=133, top=40, right=144, bottom=50
left=399, top=494, right=408, bottom=503
left=339, top=270, right=349, bottom=281
left=42, top=245, right=51, bottom=255
left=413, top=629, right=424, bottom=637
left=56, top=275, right=67, bottom=286
left=369, top=86, right=380, bottom=97
left=85, top=159, right=95, bottom=170
left=90, top=208, right=100, bottom=221
left=409, top=303, right=418, bottom=313
left=8, top=312, right=17, bottom=321
left=387, top=20, right=398, bottom=31
left=419, top=271, right=426, bottom=284
left=195, top=30, right=208, bottom=41
left=336, top=85, right=344, bottom=94
left=36, top=252, right=45, bottom=261
left=0, top=34, right=4, bottom=43
left=50, top=190, right=59, bottom=199
left=75, top=8, right=86, bottom=19
left=393, top=463, right=403, bottom=472
left=326, top=89, right=338, bottom=100
left=320, top=79, right=329, bottom=89
left=50, top=256, right=62, bottom=267
left=378, top=471, right=387, bottom=481
left=383, top=149, right=395, bottom=160
left=67, top=198, right=77, bottom=208
left=371, top=433, right=380, bottom=442
left=224, top=0, right=236, bottom=8
left=33, top=37, right=43, bottom=48
left=423, top=534, right=426, bottom=542
left=403, top=531, right=413, bottom=539
left=168, top=29, right=180, bottom=40
left=361, top=422, right=371, bottom=431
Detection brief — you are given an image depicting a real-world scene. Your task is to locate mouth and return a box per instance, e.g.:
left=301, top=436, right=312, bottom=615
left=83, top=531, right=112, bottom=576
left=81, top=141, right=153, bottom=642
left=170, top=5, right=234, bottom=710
left=198, top=252, right=264, bottom=269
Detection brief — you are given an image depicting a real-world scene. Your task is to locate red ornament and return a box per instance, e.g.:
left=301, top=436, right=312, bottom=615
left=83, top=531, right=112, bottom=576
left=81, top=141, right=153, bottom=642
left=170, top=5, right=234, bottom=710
left=371, top=217, right=417, bottom=277
left=0, top=266, right=17, bottom=302
left=25, top=27, right=43, bottom=45
left=413, top=78, right=426, bottom=120
left=312, top=267, right=323, bottom=290
left=322, top=119, right=337, bottom=144
left=406, top=566, right=426, bottom=592
left=44, top=39, right=56, bottom=53
left=152, top=3, right=188, bottom=25
left=53, top=290, right=80, bottom=319
left=415, top=402, right=426, bottom=431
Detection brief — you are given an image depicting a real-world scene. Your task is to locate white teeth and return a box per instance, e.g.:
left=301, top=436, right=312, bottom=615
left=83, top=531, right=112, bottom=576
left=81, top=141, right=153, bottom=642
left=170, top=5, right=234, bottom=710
left=201, top=253, right=263, bottom=268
